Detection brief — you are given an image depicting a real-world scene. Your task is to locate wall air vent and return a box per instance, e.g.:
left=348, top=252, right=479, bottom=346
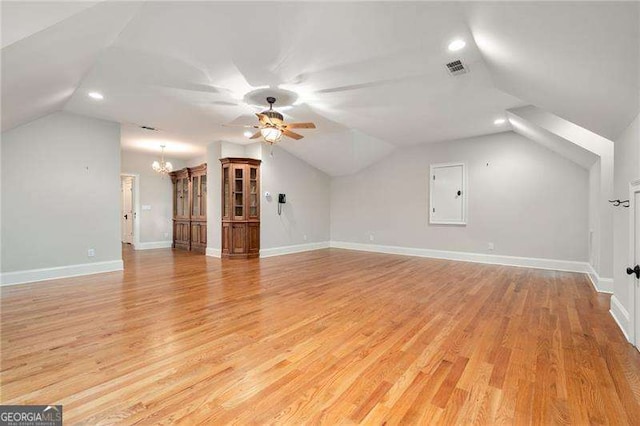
left=446, top=60, right=468, bottom=76
left=140, top=125, right=157, bottom=131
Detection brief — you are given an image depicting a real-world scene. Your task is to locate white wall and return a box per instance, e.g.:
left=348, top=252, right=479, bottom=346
left=331, top=132, right=589, bottom=262
left=612, top=113, right=640, bottom=338
left=120, top=150, right=186, bottom=246
left=509, top=105, right=614, bottom=278
left=205, top=141, right=331, bottom=256
left=221, top=141, right=247, bottom=158
left=185, top=156, right=206, bottom=168
left=588, top=161, right=601, bottom=268
left=260, top=145, right=331, bottom=250
left=206, top=141, right=222, bottom=255
left=1, top=111, right=122, bottom=281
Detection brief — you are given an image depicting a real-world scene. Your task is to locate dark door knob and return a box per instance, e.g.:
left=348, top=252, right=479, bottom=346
left=456, top=190, right=462, bottom=196
left=626, top=265, right=640, bottom=279
left=124, top=214, right=128, bottom=220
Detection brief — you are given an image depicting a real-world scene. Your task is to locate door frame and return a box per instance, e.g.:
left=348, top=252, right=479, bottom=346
left=121, top=176, right=134, bottom=244
left=630, top=178, right=640, bottom=348
left=120, top=173, right=140, bottom=249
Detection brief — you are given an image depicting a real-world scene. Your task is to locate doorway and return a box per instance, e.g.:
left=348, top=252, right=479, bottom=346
left=631, top=179, right=640, bottom=350
left=121, top=175, right=135, bottom=244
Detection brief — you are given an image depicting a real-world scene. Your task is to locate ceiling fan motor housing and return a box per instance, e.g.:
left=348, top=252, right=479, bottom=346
left=261, top=110, right=284, bottom=125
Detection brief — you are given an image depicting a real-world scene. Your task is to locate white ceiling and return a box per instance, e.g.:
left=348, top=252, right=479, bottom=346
left=1, top=2, right=142, bottom=133
left=507, top=112, right=598, bottom=170
left=465, top=1, right=639, bottom=141
left=0, top=1, right=102, bottom=48
left=2, top=2, right=638, bottom=175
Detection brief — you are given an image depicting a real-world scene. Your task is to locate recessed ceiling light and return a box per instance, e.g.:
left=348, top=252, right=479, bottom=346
left=494, top=118, right=506, bottom=125
left=88, top=92, right=104, bottom=100
left=244, top=131, right=253, bottom=138
left=448, top=39, right=466, bottom=52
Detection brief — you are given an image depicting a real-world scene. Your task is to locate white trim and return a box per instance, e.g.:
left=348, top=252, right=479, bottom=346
left=610, top=295, right=631, bottom=342
left=260, top=242, right=330, bottom=258
left=429, top=162, right=468, bottom=226
left=134, top=241, right=172, bottom=250
left=586, top=263, right=614, bottom=294
left=329, top=241, right=590, bottom=273
left=206, top=247, right=221, bottom=258
left=629, top=179, right=640, bottom=347
left=0, top=260, right=124, bottom=286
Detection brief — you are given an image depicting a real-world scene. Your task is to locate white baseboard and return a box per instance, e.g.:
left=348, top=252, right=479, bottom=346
left=610, top=295, right=631, bottom=342
left=0, top=260, right=124, bottom=286
left=134, top=241, right=172, bottom=250
left=206, top=247, right=221, bottom=258
left=586, top=264, right=614, bottom=294
left=329, top=241, right=590, bottom=274
left=260, top=241, right=330, bottom=258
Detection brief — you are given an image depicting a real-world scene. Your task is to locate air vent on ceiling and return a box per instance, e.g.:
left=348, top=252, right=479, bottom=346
left=446, top=60, right=468, bottom=76
left=140, top=125, right=157, bottom=131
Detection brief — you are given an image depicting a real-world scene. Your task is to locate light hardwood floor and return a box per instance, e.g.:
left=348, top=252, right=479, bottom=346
left=2, top=246, right=640, bottom=424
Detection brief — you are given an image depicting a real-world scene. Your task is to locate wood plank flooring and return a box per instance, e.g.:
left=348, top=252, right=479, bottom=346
left=2, top=246, right=640, bottom=424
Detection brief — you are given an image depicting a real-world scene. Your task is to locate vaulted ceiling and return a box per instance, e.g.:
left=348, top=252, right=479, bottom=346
left=2, top=1, right=638, bottom=176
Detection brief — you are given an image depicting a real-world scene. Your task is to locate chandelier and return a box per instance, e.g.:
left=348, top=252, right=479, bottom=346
left=152, top=145, right=173, bottom=175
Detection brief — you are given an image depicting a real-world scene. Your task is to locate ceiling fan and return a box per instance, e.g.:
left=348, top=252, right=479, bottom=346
left=228, top=97, right=316, bottom=144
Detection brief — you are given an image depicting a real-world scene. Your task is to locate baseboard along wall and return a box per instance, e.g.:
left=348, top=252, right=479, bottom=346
left=134, top=241, right=173, bottom=250
left=329, top=241, right=591, bottom=274
left=260, top=242, right=331, bottom=258
left=0, top=260, right=124, bottom=286
left=610, top=295, right=631, bottom=342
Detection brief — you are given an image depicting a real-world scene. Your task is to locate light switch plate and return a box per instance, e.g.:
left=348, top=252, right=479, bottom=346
left=142, top=205, right=151, bottom=210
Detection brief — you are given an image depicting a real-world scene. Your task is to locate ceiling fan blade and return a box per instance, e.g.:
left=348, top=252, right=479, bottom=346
left=250, top=131, right=262, bottom=139
left=210, top=101, right=241, bottom=106
left=284, top=122, right=316, bottom=129
left=256, top=113, right=270, bottom=125
left=282, top=129, right=304, bottom=140
left=222, top=124, right=259, bottom=128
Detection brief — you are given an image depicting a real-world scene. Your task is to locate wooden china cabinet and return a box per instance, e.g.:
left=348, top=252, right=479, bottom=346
left=189, top=164, right=207, bottom=253
left=170, top=163, right=207, bottom=253
left=220, top=158, right=261, bottom=258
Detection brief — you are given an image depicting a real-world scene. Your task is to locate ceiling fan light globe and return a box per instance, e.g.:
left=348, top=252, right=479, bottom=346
left=261, top=127, right=282, bottom=143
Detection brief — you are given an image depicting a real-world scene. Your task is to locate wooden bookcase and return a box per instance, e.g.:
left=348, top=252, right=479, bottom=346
left=169, top=163, right=207, bottom=253
left=220, top=158, right=261, bottom=258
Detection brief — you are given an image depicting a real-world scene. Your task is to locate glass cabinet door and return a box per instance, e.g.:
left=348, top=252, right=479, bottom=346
left=176, top=177, right=185, bottom=217
left=191, top=173, right=207, bottom=218
left=249, top=166, right=258, bottom=219
left=222, top=166, right=230, bottom=220
left=182, top=178, right=190, bottom=217
left=233, top=166, right=244, bottom=219
left=192, top=175, right=200, bottom=217
left=200, top=174, right=207, bottom=217
left=174, top=180, right=180, bottom=216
